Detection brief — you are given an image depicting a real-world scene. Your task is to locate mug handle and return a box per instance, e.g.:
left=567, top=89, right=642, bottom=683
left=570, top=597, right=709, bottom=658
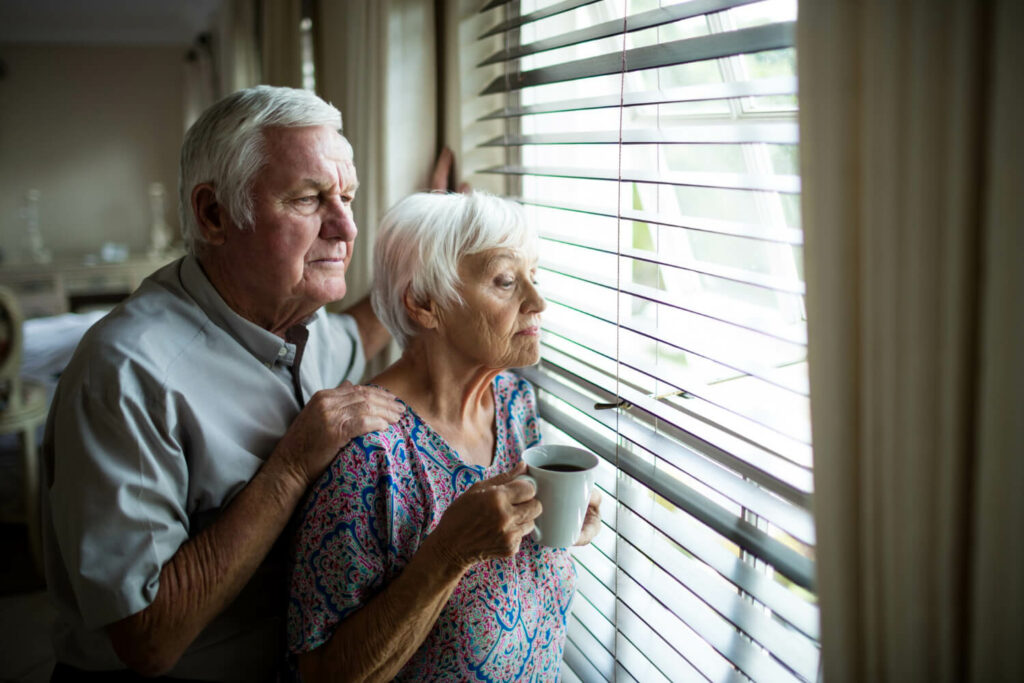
left=515, top=474, right=541, bottom=543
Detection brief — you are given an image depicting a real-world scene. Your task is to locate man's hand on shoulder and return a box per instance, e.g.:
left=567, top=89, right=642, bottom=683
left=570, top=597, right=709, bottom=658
left=270, top=382, right=404, bottom=490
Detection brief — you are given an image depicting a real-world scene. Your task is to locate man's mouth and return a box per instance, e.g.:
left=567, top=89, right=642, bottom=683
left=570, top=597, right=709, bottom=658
left=310, top=243, right=348, bottom=264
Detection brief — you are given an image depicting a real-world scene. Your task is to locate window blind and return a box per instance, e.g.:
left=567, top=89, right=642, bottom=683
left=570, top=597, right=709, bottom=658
left=468, top=0, right=816, bottom=681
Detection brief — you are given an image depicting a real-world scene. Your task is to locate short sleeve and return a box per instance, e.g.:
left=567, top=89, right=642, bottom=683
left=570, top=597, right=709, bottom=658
left=319, top=312, right=366, bottom=384
left=47, top=358, right=190, bottom=629
left=287, top=435, right=392, bottom=654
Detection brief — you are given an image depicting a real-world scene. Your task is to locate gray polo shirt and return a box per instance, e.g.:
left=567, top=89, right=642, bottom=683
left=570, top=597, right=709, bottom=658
left=41, top=255, right=365, bottom=680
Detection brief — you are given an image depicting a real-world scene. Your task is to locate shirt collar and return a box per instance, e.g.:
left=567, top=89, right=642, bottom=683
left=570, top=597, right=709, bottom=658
left=179, top=254, right=323, bottom=367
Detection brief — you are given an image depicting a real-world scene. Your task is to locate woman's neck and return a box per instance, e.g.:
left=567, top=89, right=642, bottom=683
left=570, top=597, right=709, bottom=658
left=372, top=340, right=500, bottom=466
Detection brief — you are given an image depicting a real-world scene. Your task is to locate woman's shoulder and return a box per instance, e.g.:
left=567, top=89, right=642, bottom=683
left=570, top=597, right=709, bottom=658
left=494, top=370, right=537, bottom=406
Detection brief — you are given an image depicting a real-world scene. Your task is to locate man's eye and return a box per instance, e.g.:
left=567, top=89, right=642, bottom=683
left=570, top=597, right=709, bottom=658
left=296, top=195, right=319, bottom=205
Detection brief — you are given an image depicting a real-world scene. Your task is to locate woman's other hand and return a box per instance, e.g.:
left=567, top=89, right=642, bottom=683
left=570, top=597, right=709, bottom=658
left=428, top=462, right=541, bottom=569
left=574, top=489, right=603, bottom=546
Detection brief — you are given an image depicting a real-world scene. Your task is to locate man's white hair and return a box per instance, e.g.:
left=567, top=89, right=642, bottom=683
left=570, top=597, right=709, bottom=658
left=178, top=85, right=351, bottom=255
left=371, top=191, right=537, bottom=349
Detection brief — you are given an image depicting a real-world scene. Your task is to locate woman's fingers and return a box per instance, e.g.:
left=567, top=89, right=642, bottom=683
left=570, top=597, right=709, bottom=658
left=574, top=490, right=603, bottom=546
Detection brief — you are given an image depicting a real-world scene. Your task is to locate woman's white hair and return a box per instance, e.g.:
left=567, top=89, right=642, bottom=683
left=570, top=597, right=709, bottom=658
left=178, top=85, right=351, bottom=255
left=371, top=191, right=537, bottom=349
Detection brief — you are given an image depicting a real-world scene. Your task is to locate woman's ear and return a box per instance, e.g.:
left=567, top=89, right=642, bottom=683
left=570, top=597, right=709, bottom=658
left=192, top=184, right=228, bottom=246
left=403, top=288, right=440, bottom=332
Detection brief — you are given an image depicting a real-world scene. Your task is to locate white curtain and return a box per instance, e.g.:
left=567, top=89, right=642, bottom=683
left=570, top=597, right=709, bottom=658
left=214, top=0, right=260, bottom=96
left=799, top=0, right=1023, bottom=680
left=314, top=0, right=438, bottom=307
left=182, top=36, right=218, bottom=134
left=261, top=0, right=304, bottom=89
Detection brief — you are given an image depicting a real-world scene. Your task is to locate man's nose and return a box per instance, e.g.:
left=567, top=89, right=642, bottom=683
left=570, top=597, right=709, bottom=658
left=321, top=197, right=357, bottom=241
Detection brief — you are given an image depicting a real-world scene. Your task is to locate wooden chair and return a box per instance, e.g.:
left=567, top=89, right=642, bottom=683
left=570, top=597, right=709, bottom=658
left=0, top=285, right=49, bottom=572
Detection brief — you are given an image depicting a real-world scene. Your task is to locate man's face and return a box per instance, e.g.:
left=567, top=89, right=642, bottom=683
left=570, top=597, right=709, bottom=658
left=214, top=125, right=358, bottom=330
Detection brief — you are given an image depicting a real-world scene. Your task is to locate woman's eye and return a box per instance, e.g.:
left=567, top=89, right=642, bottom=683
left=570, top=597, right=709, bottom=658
left=496, top=277, right=516, bottom=289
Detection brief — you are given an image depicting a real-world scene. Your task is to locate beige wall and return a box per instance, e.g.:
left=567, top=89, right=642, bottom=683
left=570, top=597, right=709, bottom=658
left=0, top=44, right=184, bottom=262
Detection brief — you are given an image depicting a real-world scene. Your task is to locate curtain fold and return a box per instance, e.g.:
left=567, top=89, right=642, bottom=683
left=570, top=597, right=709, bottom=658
left=182, top=35, right=218, bottom=134
left=799, top=0, right=1023, bottom=680
left=314, top=0, right=438, bottom=324
left=214, top=0, right=260, bottom=96
left=261, top=0, right=304, bottom=88
left=968, top=0, right=1024, bottom=678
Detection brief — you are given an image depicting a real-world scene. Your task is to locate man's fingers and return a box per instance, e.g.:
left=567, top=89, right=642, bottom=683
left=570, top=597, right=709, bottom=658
left=326, top=384, right=404, bottom=415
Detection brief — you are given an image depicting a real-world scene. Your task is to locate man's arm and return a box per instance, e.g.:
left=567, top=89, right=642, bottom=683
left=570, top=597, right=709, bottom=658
left=107, top=384, right=404, bottom=676
left=342, top=295, right=390, bottom=361
left=299, top=464, right=540, bottom=683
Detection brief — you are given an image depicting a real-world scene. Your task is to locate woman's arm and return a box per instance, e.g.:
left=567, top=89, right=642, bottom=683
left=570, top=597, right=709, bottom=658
left=298, top=463, right=540, bottom=683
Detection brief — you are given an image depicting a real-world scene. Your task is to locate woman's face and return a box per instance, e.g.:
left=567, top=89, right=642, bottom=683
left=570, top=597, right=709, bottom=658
left=437, top=247, right=546, bottom=370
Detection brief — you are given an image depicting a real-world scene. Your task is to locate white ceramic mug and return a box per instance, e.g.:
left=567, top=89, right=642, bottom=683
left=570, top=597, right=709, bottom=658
left=517, top=444, right=598, bottom=548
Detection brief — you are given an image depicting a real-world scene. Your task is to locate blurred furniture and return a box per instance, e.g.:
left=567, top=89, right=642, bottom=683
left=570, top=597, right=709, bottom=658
left=0, top=253, right=178, bottom=319
left=0, top=285, right=49, bottom=570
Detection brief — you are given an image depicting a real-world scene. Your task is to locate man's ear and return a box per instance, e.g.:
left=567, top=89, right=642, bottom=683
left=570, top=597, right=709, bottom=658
left=192, top=184, right=228, bottom=246
left=403, top=288, right=440, bottom=332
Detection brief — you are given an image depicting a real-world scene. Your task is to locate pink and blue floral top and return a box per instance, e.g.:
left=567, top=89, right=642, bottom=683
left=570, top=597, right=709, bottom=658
left=287, top=372, right=575, bottom=681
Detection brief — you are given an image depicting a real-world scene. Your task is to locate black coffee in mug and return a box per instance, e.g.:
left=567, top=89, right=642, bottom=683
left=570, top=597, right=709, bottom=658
left=539, top=463, right=585, bottom=473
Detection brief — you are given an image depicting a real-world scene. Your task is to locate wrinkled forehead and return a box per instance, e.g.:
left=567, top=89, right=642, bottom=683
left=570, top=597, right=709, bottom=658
left=339, top=156, right=359, bottom=191
left=261, top=124, right=359, bottom=190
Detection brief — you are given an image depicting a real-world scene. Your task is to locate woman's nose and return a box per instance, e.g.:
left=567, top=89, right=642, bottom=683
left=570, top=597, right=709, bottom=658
left=524, top=280, right=546, bottom=313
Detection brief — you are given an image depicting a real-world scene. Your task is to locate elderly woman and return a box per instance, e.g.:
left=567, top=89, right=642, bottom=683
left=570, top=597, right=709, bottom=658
left=287, top=191, right=601, bottom=681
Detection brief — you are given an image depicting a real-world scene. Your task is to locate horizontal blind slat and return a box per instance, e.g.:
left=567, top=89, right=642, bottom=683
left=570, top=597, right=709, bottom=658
left=573, top=507, right=802, bottom=679
left=562, top=637, right=608, bottom=682
left=542, top=294, right=810, bottom=396
left=478, top=0, right=602, bottom=38
left=479, top=76, right=798, bottom=118
left=522, top=196, right=804, bottom=245
left=538, top=351, right=815, bottom=497
left=479, top=0, right=764, bottom=65
left=541, top=273, right=805, bottom=350
left=544, top=311, right=809, bottom=410
left=552, top=372, right=817, bottom=543
left=482, top=164, right=801, bottom=193
left=546, top=408, right=820, bottom=641
left=481, top=22, right=795, bottom=93
left=541, top=242, right=806, bottom=295
left=567, top=615, right=616, bottom=680
left=479, top=0, right=515, bottom=12
left=616, top=511, right=820, bottom=679
left=541, top=328, right=812, bottom=448
left=481, top=120, right=799, bottom=145
left=525, top=370, right=817, bottom=588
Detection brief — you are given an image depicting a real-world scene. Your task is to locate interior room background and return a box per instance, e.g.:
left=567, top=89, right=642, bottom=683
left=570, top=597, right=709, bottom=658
left=0, top=1, right=1020, bottom=682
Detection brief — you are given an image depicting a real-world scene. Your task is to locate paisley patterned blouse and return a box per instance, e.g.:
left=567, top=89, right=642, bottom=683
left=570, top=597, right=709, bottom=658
left=287, top=372, right=575, bottom=682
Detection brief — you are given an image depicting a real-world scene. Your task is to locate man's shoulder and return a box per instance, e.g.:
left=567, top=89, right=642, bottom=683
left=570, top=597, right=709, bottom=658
left=68, top=261, right=209, bottom=382
left=312, top=310, right=361, bottom=346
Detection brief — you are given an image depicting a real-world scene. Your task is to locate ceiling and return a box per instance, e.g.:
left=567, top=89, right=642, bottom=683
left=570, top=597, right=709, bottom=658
left=0, top=0, right=224, bottom=46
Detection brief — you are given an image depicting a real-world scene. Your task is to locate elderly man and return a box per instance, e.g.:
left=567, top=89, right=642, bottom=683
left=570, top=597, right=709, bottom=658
left=41, top=86, right=403, bottom=681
